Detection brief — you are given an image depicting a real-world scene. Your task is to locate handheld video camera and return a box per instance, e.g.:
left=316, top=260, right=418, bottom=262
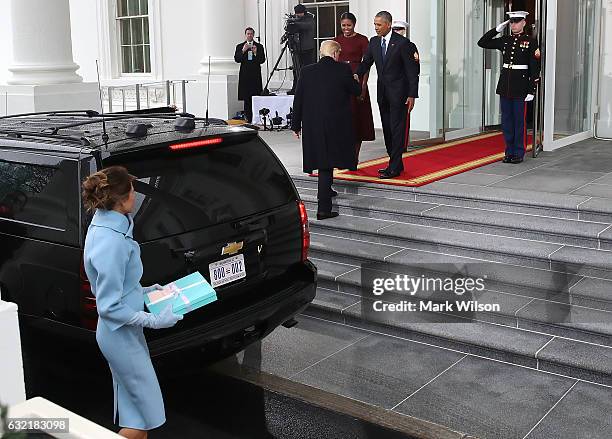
left=281, top=14, right=302, bottom=48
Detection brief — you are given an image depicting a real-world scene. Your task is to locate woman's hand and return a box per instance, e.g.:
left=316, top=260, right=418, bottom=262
left=143, top=283, right=164, bottom=294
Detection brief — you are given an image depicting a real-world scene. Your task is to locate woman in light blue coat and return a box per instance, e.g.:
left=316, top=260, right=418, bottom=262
left=82, top=166, right=182, bottom=439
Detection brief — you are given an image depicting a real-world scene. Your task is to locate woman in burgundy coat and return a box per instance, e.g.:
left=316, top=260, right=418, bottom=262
left=334, top=12, right=376, bottom=161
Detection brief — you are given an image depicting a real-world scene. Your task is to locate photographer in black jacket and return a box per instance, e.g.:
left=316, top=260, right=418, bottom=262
left=288, top=4, right=316, bottom=94
left=234, top=27, right=266, bottom=123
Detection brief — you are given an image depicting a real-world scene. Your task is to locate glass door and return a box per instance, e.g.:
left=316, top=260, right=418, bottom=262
left=551, top=0, right=597, bottom=139
left=483, top=0, right=506, bottom=130
left=443, top=0, right=486, bottom=141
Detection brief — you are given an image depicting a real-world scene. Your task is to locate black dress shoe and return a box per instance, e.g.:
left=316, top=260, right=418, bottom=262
left=502, top=156, right=513, bottom=163
left=511, top=156, right=524, bottom=164
left=331, top=190, right=338, bottom=197
left=317, top=211, right=339, bottom=220
left=379, top=170, right=401, bottom=179
left=377, top=168, right=389, bottom=175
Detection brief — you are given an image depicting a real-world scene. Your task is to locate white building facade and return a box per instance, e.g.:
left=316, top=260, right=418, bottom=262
left=0, top=0, right=610, bottom=150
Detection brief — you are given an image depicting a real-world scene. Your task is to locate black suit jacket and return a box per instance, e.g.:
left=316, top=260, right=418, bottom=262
left=357, top=32, right=420, bottom=105
left=291, top=57, right=361, bottom=173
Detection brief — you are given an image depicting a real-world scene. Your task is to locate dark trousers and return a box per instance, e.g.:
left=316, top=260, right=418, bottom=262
left=291, top=49, right=316, bottom=92
left=379, top=96, right=409, bottom=174
left=500, top=96, right=527, bottom=159
left=243, top=96, right=253, bottom=123
left=317, top=169, right=333, bottom=213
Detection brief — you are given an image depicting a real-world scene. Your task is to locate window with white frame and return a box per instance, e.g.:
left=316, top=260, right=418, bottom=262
left=301, top=0, right=349, bottom=58
left=117, top=0, right=151, bottom=74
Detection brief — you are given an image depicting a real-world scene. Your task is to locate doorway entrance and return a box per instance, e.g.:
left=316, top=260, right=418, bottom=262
left=408, top=0, right=543, bottom=148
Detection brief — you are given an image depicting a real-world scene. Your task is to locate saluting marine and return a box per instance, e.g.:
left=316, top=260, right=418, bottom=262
left=478, top=11, right=541, bottom=164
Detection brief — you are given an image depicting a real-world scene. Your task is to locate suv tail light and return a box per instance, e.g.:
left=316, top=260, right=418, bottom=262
left=298, top=201, right=310, bottom=262
left=79, top=256, right=98, bottom=330
left=169, top=137, right=223, bottom=151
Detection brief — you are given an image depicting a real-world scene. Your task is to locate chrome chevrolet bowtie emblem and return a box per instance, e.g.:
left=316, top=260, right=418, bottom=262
left=222, top=241, right=243, bottom=256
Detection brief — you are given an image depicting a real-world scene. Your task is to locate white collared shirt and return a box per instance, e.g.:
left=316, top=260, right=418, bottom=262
left=381, top=31, right=392, bottom=50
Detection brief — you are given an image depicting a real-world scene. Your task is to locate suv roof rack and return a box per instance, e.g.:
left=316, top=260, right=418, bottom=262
left=0, top=129, right=91, bottom=146
left=0, top=111, right=231, bottom=148
left=0, top=110, right=100, bottom=120
left=41, top=113, right=225, bottom=135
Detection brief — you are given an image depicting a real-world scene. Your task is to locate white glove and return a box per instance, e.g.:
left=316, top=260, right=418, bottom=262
left=127, top=304, right=183, bottom=329
left=143, top=283, right=163, bottom=294
left=525, top=94, right=535, bottom=102
left=496, top=20, right=510, bottom=32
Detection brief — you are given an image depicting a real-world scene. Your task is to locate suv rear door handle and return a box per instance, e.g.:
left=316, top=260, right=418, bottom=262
left=232, top=215, right=271, bottom=230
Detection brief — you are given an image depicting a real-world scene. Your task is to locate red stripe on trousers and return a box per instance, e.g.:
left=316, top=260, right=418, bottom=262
left=404, top=111, right=411, bottom=148
left=523, top=102, right=527, bottom=154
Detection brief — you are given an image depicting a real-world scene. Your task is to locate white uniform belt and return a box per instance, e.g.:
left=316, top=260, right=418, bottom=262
left=503, top=64, right=528, bottom=70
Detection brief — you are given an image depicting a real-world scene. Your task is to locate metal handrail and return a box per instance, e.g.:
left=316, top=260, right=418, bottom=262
left=103, top=80, right=191, bottom=113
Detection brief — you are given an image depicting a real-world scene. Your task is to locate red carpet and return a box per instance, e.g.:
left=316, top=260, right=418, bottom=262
left=328, top=132, right=533, bottom=187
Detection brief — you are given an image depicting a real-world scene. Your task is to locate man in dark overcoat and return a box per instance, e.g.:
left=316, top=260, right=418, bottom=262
left=291, top=40, right=361, bottom=220
left=357, top=11, right=420, bottom=179
left=234, top=27, right=266, bottom=123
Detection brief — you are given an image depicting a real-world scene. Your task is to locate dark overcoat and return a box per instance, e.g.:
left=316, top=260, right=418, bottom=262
left=291, top=56, right=361, bottom=173
left=234, top=41, right=266, bottom=100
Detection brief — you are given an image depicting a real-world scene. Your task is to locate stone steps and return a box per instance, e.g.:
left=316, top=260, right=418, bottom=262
left=308, top=216, right=612, bottom=281
left=311, top=258, right=612, bottom=348
left=292, top=175, right=612, bottom=223
left=293, top=176, right=612, bottom=385
left=305, top=274, right=612, bottom=385
left=299, top=188, right=612, bottom=250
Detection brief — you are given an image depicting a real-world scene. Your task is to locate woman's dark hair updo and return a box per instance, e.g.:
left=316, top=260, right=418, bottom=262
left=340, top=12, right=357, bottom=25
left=82, top=166, right=136, bottom=212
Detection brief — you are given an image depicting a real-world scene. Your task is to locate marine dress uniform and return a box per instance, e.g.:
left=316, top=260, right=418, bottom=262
left=83, top=209, right=166, bottom=430
left=478, top=11, right=541, bottom=163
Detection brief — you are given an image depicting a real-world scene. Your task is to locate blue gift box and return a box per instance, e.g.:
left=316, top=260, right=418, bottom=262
left=144, top=272, right=217, bottom=316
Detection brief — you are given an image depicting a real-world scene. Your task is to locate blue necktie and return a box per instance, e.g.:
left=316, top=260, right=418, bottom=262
left=381, top=37, right=387, bottom=62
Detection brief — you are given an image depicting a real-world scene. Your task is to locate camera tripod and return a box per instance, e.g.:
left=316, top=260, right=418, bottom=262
left=262, top=37, right=302, bottom=96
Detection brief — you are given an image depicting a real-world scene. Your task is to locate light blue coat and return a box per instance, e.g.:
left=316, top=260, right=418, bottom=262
left=83, top=209, right=165, bottom=430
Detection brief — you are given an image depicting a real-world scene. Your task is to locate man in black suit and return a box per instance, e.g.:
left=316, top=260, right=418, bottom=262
left=291, top=40, right=361, bottom=220
left=234, top=27, right=266, bottom=123
left=357, top=11, right=420, bottom=179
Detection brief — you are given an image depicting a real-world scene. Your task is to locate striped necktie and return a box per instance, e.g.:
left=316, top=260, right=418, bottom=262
left=381, top=37, right=387, bottom=62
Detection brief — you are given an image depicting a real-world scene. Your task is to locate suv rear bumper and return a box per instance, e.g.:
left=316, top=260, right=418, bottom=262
left=148, top=261, right=317, bottom=358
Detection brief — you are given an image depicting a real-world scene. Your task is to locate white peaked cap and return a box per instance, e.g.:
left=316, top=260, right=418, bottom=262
left=507, top=11, right=529, bottom=19
left=392, top=20, right=409, bottom=29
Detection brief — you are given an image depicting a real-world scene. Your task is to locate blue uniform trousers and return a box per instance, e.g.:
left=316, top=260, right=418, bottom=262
left=500, top=96, right=527, bottom=159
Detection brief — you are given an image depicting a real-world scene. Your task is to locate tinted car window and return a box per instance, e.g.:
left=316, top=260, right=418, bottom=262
left=109, top=138, right=296, bottom=242
left=0, top=160, right=68, bottom=230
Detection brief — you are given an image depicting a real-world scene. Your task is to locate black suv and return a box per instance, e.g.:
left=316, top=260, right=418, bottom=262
left=0, top=111, right=316, bottom=359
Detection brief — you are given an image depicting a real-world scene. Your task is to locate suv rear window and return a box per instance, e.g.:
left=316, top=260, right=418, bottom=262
left=107, top=137, right=297, bottom=242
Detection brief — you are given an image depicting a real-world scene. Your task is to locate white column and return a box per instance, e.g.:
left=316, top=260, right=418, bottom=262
left=198, top=0, right=245, bottom=75
left=7, top=0, right=82, bottom=85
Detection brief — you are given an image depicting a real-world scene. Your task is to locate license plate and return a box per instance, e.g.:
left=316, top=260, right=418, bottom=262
left=209, top=254, right=246, bottom=288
